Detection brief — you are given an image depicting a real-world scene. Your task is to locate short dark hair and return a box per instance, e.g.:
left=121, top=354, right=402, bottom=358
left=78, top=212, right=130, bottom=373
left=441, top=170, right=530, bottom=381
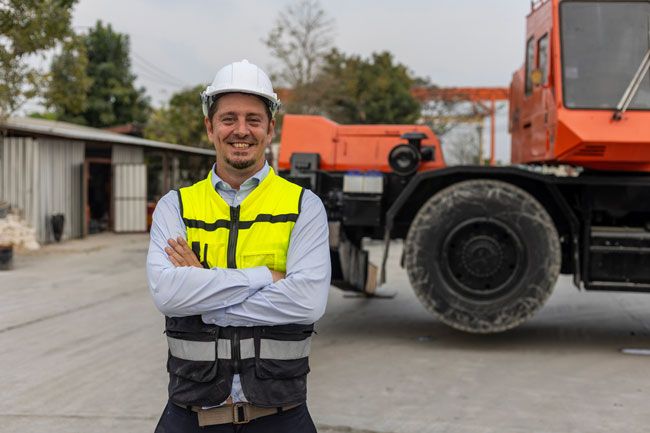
left=207, top=93, right=273, bottom=124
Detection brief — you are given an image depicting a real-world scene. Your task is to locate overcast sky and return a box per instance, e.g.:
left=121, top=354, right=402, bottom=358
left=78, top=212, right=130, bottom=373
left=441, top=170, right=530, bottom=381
left=66, top=0, right=532, bottom=162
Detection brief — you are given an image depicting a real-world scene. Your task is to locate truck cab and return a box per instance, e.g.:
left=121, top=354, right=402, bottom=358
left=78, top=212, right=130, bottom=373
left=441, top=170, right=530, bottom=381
left=510, top=0, right=650, bottom=171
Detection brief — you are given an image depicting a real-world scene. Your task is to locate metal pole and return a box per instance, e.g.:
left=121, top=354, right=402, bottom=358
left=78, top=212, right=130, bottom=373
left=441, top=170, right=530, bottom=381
left=477, top=124, right=484, bottom=165
left=162, top=152, right=169, bottom=192
left=490, top=97, right=496, bottom=166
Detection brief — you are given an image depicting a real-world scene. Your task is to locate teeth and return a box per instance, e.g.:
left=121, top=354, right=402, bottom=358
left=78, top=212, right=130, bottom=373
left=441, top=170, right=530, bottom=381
left=232, top=143, right=251, bottom=148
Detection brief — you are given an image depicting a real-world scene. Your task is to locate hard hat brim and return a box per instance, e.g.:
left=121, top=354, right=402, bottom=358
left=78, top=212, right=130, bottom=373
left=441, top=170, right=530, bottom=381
left=201, top=88, right=281, bottom=117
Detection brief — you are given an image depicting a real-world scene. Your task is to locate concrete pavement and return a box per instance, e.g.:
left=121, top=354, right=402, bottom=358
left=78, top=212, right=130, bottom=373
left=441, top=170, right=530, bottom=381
left=1, top=233, right=649, bottom=432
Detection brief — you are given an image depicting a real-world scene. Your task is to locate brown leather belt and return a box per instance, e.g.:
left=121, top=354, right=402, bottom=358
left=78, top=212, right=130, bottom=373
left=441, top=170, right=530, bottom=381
left=173, top=401, right=301, bottom=426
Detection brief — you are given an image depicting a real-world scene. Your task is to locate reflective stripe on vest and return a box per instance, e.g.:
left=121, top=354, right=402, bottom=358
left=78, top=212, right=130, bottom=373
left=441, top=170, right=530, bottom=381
left=177, top=167, right=303, bottom=271
left=167, top=336, right=312, bottom=361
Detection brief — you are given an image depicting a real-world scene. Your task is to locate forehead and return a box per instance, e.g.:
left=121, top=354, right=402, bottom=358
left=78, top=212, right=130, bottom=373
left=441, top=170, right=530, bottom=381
left=214, top=93, right=267, bottom=115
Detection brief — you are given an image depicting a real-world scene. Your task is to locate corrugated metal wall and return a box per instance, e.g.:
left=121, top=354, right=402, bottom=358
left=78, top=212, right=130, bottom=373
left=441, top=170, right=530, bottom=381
left=113, top=164, right=147, bottom=232
left=38, top=138, right=85, bottom=243
left=0, top=136, right=40, bottom=233
left=112, top=145, right=143, bottom=164
left=113, top=146, right=146, bottom=232
left=0, top=137, right=83, bottom=243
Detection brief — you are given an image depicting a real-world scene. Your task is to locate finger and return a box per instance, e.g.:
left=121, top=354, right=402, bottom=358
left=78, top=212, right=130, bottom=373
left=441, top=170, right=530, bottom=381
left=165, top=246, right=186, bottom=266
left=169, top=238, right=190, bottom=258
left=167, top=238, right=180, bottom=255
left=174, top=237, right=196, bottom=262
left=169, top=237, right=202, bottom=268
left=165, top=246, right=179, bottom=262
left=175, top=236, right=192, bottom=255
left=176, top=237, right=202, bottom=267
left=168, top=253, right=182, bottom=267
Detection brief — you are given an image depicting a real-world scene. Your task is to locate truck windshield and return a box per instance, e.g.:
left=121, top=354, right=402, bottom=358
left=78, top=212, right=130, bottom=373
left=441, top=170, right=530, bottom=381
left=561, top=1, right=650, bottom=110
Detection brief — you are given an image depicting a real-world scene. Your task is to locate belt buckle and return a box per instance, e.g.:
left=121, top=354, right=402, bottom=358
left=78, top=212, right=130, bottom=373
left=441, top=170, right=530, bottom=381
left=232, top=403, right=249, bottom=424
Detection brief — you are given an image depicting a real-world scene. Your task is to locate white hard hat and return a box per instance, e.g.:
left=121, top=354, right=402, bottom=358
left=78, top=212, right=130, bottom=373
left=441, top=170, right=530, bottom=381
left=201, top=59, right=281, bottom=118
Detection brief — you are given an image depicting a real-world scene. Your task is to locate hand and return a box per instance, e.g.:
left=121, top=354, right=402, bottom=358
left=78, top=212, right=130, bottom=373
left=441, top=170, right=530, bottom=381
left=165, top=237, right=203, bottom=268
left=270, top=270, right=285, bottom=283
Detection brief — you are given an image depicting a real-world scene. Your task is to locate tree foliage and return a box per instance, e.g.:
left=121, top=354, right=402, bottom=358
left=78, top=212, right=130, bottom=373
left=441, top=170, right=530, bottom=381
left=442, top=128, right=481, bottom=165
left=315, top=50, right=421, bottom=124
left=416, top=77, right=460, bottom=137
left=420, top=99, right=461, bottom=137
left=0, top=0, right=77, bottom=116
left=83, top=21, right=149, bottom=127
left=263, top=0, right=335, bottom=115
left=144, top=85, right=211, bottom=148
left=45, top=36, right=92, bottom=124
left=263, top=0, right=334, bottom=89
left=45, top=21, right=150, bottom=127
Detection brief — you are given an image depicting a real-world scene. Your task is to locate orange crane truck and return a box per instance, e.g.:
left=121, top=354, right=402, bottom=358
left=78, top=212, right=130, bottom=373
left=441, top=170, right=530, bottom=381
left=278, top=0, right=650, bottom=333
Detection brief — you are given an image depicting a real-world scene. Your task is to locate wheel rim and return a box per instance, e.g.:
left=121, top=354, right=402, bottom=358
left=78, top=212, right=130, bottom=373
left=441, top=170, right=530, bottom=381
left=440, top=217, right=526, bottom=301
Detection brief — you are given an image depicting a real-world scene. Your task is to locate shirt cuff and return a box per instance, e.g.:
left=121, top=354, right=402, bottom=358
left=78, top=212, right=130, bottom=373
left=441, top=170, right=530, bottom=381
left=243, top=266, right=273, bottom=296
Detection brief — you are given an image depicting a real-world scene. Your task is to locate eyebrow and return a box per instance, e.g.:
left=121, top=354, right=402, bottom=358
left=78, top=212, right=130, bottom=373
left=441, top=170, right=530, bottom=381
left=219, top=111, right=264, bottom=117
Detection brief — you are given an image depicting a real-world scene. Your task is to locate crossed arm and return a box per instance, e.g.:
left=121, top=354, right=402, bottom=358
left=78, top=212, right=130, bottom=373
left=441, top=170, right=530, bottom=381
left=164, top=236, right=285, bottom=283
left=146, top=189, right=331, bottom=326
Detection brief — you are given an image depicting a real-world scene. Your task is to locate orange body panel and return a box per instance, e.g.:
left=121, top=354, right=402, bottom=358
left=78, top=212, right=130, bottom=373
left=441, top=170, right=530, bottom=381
left=509, top=0, right=650, bottom=172
left=278, top=115, right=445, bottom=172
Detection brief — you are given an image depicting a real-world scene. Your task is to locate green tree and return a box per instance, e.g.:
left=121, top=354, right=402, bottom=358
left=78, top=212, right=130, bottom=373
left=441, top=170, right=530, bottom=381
left=83, top=21, right=149, bottom=127
left=45, top=20, right=150, bottom=127
left=44, top=36, right=92, bottom=124
left=0, top=0, right=77, bottom=117
left=316, top=50, right=421, bottom=124
left=144, top=85, right=210, bottom=148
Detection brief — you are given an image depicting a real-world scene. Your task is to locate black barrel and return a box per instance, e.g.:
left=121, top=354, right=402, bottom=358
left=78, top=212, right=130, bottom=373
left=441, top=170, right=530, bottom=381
left=0, top=201, right=8, bottom=218
left=0, top=245, right=13, bottom=271
left=51, top=214, right=65, bottom=242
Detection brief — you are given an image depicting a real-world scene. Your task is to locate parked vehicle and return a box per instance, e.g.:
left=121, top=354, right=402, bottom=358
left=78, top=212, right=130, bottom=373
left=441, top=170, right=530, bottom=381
left=279, top=0, right=650, bottom=333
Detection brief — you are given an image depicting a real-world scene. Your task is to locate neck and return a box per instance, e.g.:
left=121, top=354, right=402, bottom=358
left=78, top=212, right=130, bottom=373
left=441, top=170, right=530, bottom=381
left=215, top=159, right=264, bottom=190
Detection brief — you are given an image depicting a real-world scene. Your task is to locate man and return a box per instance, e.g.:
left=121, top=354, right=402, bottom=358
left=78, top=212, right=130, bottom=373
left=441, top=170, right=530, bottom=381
left=147, top=59, right=330, bottom=432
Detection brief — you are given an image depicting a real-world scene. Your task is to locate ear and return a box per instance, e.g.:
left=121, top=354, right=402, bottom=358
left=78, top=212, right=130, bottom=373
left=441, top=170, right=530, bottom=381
left=267, top=118, right=276, bottom=144
left=204, top=116, right=213, bottom=138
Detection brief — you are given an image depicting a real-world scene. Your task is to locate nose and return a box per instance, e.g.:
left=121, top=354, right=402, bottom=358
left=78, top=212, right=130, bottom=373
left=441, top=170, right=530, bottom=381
left=234, top=119, right=249, bottom=137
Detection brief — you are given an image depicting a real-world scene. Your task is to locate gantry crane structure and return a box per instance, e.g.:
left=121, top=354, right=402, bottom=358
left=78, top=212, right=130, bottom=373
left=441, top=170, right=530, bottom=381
left=410, top=87, right=510, bottom=165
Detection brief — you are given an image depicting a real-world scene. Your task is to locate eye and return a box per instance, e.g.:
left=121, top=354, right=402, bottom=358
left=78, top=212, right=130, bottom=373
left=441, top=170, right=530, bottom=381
left=248, top=117, right=262, bottom=126
left=220, top=116, right=235, bottom=124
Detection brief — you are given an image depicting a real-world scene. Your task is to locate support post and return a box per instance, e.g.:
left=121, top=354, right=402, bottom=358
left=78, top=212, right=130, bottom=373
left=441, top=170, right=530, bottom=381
left=489, top=97, right=496, bottom=166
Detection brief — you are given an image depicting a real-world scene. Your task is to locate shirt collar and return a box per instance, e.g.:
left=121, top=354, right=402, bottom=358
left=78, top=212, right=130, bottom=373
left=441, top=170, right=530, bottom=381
left=211, top=161, right=270, bottom=192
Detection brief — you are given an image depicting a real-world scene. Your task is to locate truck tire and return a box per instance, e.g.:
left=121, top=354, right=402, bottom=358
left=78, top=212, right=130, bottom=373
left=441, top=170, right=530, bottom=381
left=404, top=179, right=561, bottom=333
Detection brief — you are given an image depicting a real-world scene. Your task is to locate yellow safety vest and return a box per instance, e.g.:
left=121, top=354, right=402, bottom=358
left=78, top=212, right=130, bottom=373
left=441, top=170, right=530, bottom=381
left=178, top=167, right=303, bottom=271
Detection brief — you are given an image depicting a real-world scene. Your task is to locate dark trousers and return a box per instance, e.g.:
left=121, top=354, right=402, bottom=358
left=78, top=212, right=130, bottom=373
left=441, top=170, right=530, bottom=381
left=154, top=401, right=317, bottom=433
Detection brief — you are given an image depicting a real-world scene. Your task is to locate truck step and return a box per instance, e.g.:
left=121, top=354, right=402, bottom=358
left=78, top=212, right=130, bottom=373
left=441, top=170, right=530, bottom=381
left=586, top=226, right=650, bottom=291
left=585, top=281, right=650, bottom=293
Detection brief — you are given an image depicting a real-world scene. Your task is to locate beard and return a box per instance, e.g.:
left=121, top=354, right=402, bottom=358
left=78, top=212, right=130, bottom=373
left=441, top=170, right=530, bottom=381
left=224, top=154, right=257, bottom=170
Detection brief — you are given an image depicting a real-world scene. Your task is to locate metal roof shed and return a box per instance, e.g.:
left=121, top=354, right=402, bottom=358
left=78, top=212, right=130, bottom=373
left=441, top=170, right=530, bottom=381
left=0, top=117, right=214, bottom=244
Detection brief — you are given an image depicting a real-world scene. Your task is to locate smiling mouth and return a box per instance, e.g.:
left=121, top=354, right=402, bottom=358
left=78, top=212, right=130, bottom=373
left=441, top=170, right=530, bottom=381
left=229, top=142, right=255, bottom=149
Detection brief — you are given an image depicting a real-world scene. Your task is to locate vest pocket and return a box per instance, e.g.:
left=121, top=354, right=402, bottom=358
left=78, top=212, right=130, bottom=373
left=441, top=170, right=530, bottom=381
left=205, top=243, right=225, bottom=268
left=167, top=356, right=218, bottom=382
left=255, top=358, right=310, bottom=380
left=241, top=251, right=277, bottom=270
left=166, top=331, right=218, bottom=382
left=253, top=326, right=312, bottom=380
